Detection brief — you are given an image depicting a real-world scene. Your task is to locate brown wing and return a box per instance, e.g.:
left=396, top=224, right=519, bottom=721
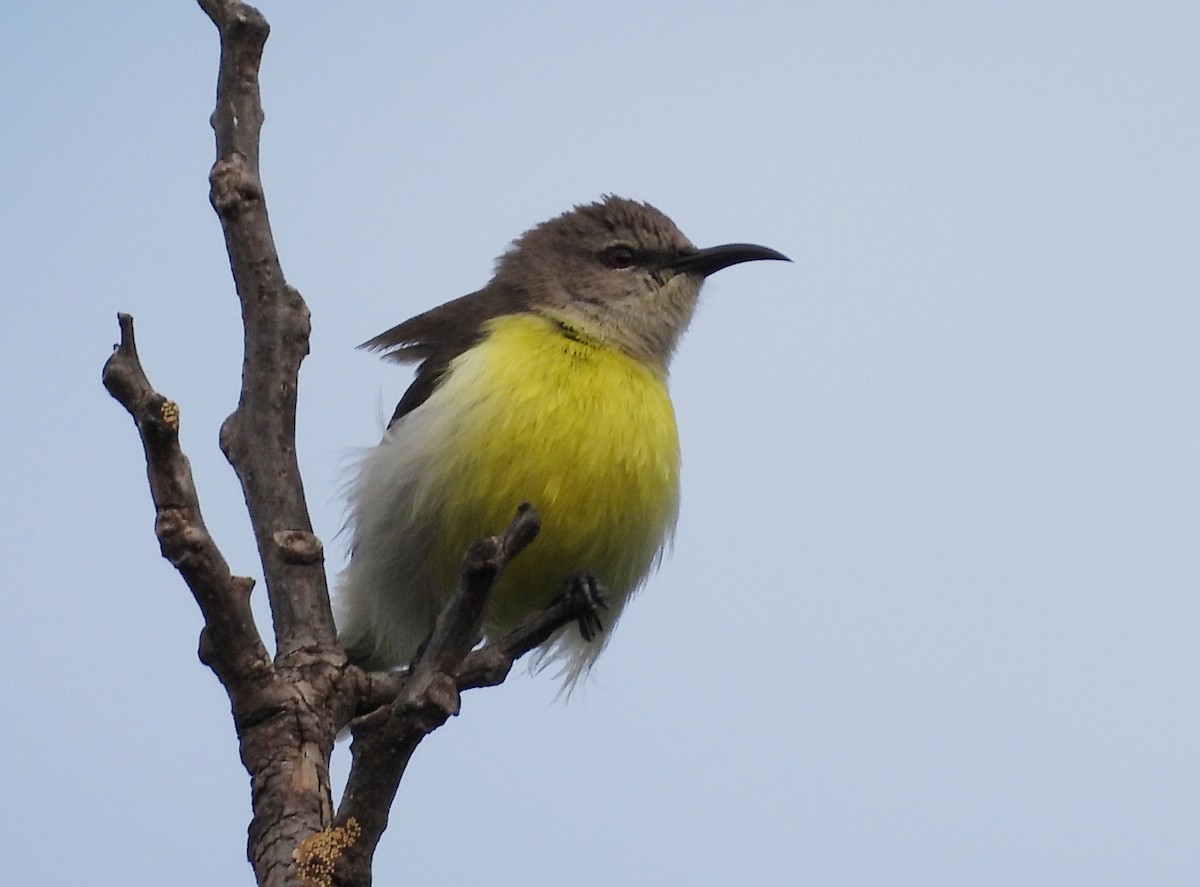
left=361, top=282, right=534, bottom=426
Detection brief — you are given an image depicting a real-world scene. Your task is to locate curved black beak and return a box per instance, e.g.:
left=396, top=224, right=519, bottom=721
left=669, top=242, right=791, bottom=277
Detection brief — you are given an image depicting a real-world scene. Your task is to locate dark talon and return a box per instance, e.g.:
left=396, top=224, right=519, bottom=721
left=565, top=571, right=608, bottom=642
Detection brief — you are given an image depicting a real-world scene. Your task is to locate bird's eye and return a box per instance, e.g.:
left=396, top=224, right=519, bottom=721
left=599, top=244, right=637, bottom=270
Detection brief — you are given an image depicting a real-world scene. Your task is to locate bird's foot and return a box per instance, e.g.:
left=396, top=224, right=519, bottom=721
left=564, top=571, right=609, bottom=642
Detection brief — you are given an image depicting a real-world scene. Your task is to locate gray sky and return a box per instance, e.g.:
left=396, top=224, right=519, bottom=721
left=4, top=2, right=1198, bottom=885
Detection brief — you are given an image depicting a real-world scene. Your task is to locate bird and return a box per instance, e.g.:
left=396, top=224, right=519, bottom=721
left=336, top=195, right=788, bottom=687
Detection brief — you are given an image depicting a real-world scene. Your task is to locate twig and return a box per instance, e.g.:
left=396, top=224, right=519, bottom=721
left=102, top=313, right=272, bottom=702
left=332, top=505, right=593, bottom=886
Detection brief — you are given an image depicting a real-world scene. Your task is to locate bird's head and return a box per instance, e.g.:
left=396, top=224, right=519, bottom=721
left=493, top=195, right=788, bottom=369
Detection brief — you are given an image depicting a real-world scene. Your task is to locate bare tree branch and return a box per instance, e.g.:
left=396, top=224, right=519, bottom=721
left=199, top=0, right=335, bottom=658
left=105, top=4, right=600, bottom=884
left=189, top=5, right=356, bottom=885
left=103, top=311, right=331, bottom=887
left=102, top=313, right=272, bottom=702
left=332, top=505, right=597, bottom=886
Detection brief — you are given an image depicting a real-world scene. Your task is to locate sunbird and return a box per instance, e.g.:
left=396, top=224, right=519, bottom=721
left=337, top=196, right=788, bottom=686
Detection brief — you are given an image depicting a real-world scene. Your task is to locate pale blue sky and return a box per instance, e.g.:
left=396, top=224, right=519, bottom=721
left=3, top=3, right=1198, bottom=885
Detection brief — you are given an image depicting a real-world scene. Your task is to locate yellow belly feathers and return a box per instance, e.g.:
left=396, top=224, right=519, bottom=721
left=422, top=313, right=681, bottom=636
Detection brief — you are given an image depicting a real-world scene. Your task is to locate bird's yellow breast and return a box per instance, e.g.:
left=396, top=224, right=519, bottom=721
left=421, top=313, right=681, bottom=633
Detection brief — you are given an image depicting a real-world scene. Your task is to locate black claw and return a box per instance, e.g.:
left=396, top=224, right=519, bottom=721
left=565, top=571, right=608, bottom=642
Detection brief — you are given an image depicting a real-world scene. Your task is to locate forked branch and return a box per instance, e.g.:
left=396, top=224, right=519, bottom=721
left=103, top=3, right=597, bottom=885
